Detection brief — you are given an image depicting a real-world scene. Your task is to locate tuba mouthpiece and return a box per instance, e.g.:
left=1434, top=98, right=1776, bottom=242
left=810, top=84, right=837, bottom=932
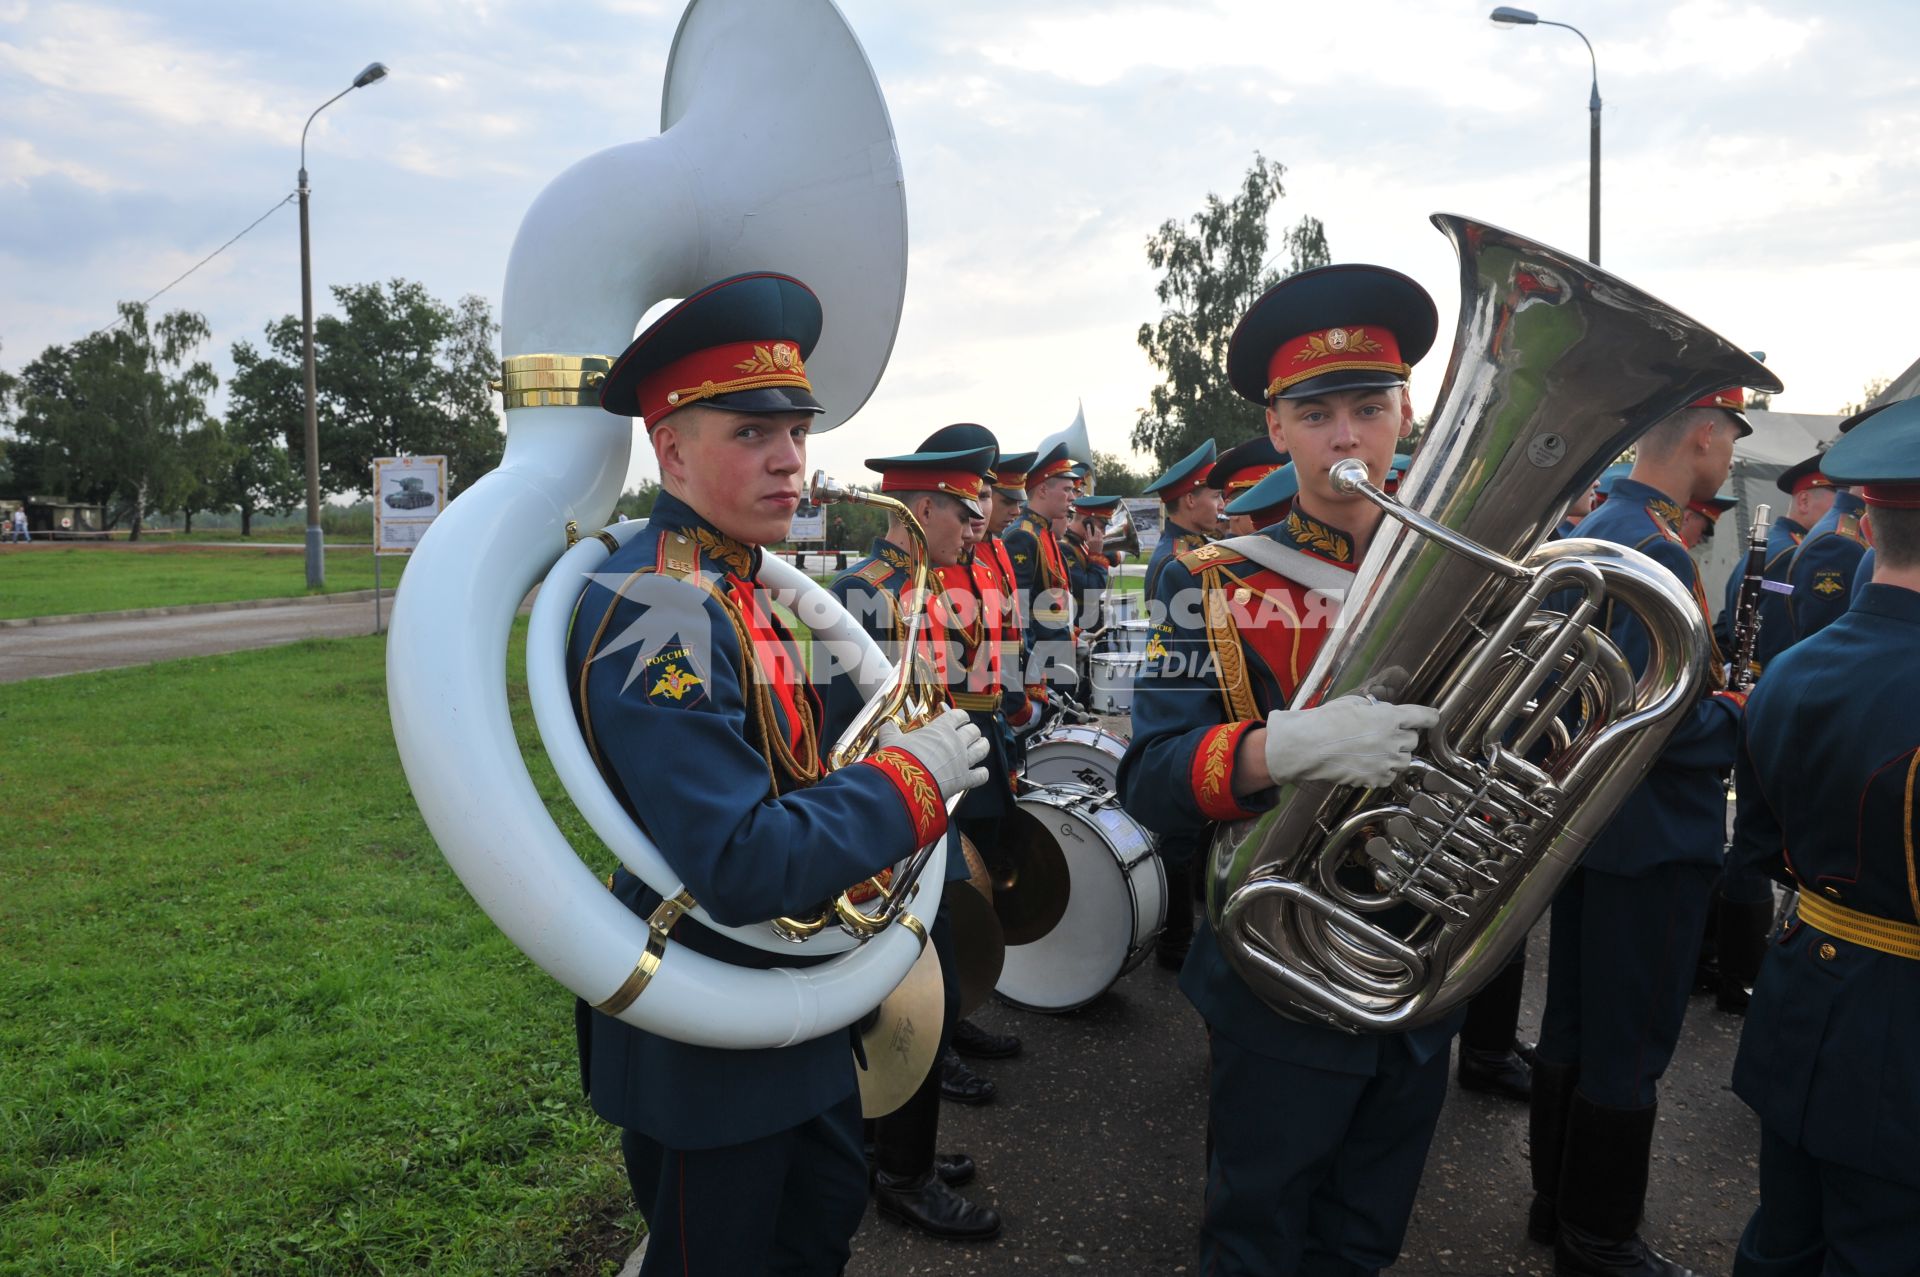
left=1330, top=459, right=1372, bottom=494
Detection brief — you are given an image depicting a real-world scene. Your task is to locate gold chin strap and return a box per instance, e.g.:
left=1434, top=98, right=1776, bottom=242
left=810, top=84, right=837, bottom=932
left=491, top=354, right=613, bottom=410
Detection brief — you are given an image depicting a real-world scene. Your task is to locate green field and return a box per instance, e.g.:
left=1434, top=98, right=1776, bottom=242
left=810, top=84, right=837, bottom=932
left=0, top=546, right=409, bottom=621
left=0, top=626, right=636, bottom=1275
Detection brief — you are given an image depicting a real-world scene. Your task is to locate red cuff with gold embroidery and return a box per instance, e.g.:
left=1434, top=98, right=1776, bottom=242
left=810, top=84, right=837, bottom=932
left=1192, top=721, right=1259, bottom=822
left=862, top=747, right=949, bottom=847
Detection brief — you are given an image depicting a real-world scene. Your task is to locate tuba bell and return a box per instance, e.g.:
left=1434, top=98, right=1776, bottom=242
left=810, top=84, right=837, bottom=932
left=387, top=0, right=932, bottom=1050
left=1208, top=214, right=1781, bottom=1033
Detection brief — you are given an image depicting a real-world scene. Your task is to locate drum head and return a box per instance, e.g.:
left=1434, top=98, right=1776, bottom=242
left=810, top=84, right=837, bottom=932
left=1022, top=725, right=1128, bottom=798
left=991, top=809, right=1072, bottom=945
left=997, top=788, right=1163, bottom=1013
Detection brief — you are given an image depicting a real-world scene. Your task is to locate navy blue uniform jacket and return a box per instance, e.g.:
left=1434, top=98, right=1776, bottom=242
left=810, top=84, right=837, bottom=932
left=1571, top=478, right=1741, bottom=876
left=1001, top=509, right=1072, bottom=672
left=1143, top=516, right=1210, bottom=602
left=1730, top=583, right=1920, bottom=1189
left=1118, top=508, right=1460, bottom=1072
left=1787, top=489, right=1870, bottom=643
left=568, top=495, right=946, bottom=1148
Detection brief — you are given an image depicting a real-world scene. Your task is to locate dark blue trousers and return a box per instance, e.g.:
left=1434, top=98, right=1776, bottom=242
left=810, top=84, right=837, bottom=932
left=1734, top=1124, right=1920, bottom=1277
left=1539, top=861, right=1716, bottom=1107
left=1200, top=1032, right=1451, bottom=1277
left=620, top=1088, right=868, bottom=1276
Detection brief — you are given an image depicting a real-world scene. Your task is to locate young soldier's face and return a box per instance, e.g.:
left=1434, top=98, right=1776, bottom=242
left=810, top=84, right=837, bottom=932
left=1266, top=386, right=1410, bottom=511
left=1027, top=474, right=1075, bottom=520
left=914, top=494, right=972, bottom=568
left=654, top=407, right=813, bottom=547
left=988, top=488, right=1021, bottom=534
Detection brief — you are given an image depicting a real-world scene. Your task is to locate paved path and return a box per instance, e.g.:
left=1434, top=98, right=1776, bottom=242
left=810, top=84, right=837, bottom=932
left=0, top=595, right=389, bottom=683
left=843, top=924, right=1758, bottom=1276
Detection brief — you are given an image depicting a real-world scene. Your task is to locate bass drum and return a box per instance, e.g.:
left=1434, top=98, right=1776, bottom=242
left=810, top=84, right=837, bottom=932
left=1022, top=723, right=1128, bottom=797
left=996, top=785, right=1165, bottom=1013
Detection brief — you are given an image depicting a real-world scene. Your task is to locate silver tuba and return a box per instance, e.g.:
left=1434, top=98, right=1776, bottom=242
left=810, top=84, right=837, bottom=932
left=1208, top=214, right=1781, bottom=1033
left=387, top=0, right=927, bottom=1050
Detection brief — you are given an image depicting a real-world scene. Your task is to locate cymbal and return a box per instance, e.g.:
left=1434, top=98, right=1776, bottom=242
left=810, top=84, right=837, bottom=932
left=946, top=881, right=1006, bottom=1019
left=959, top=832, right=994, bottom=900
left=992, top=806, right=1073, bottom=946
left=854, top=937, right=943, bottom=1118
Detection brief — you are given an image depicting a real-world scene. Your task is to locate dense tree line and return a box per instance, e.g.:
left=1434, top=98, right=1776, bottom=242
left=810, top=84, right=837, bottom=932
left=0, top=280, right=502, bottom=538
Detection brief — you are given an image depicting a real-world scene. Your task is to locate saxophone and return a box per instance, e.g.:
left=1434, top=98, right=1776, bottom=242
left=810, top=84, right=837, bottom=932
left=1208, top=214, right=1781, bottom=1033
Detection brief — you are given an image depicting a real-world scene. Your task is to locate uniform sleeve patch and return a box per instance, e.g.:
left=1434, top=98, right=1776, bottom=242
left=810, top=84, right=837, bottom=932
left=863, top=746, right=949, bottom=847
left=1191, top=720, right=1258, bottom=822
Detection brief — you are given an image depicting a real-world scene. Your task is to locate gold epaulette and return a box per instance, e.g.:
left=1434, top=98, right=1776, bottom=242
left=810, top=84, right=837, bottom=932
left=1176, top=541, right=1246, bottom=572
left=854, top=558, right=895, bottom=587
left=658, top=531, right=699, bottom=580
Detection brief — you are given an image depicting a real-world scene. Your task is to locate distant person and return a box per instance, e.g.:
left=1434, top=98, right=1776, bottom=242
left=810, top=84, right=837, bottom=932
left=11, top=508, right=28, bottom=542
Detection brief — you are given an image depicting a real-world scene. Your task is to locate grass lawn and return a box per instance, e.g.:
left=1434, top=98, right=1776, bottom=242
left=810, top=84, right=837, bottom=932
left=0, top=545, right=409, bottom=621
left=0, top=624, right=636, bottom=1275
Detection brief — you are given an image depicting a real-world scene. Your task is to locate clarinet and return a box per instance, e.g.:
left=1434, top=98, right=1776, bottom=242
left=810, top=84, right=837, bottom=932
left=1728, top=503, right=1771, bottom=691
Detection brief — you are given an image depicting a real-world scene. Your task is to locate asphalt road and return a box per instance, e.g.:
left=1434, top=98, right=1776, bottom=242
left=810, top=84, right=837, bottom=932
left=0, top=596, right=388, bottom=683
left=844, top=925, right=1759, bottom=1277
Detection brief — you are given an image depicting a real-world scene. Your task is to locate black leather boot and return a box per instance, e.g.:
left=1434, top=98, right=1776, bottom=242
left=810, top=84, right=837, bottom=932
left=939, top=1050, right=996, bottom=1105
left=934, top=1152, right=975, bottom=1186
left=1460, top=949, right=1532, bottom=1100
left=951, top=1017, right=1022, bottom=1060
left=1715, top=897, right=1774, bottom=1015
left=1527, top=1060, right=1580, bottom=1245
left=1554, top=1094, right=1700, bottom=1276
left=873, top=1169, right=1002, bottom=1240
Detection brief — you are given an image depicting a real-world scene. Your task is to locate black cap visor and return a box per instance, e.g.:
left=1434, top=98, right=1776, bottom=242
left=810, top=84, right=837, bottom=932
left=700, top=386, right=824, bottom=416
left=1272, top=367, right=1409, bottom=402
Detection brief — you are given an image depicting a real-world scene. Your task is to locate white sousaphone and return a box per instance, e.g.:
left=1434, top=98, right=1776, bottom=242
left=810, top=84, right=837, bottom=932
left=386, top=0, right=930, bottom=1050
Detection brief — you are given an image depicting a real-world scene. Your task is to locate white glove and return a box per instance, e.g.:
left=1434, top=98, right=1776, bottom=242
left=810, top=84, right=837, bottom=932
left=877, top=708, right=990, bottom=801
left=1262, top=696, right=1440, bottom=789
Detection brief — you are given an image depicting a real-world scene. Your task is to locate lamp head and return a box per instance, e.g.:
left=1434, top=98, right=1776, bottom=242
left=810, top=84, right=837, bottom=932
left=1490, top=6, right=1539, bottom=24
left=352, top=62, right=389, bottom=89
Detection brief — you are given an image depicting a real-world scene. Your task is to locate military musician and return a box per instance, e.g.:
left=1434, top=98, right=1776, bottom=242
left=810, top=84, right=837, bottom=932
left=1727, top=396, right=1920, bottom=1276
left=1002, top=442, right=1079, bottom=700
left=1119, top=264, right=1456, bottom=1276
left=1063, top=493, right=1119, bottom=638
left=1527, top=386, right=1751, bottom=1277
left=825, top=435, right=1004, bottom=1239
left=1786, top=410, right=1878, bottom=643
left=1207, top=436, right=1288, bottom=537
left=566, top=273, right=989, bottom=1274
left=1140, top=439, right=1220, bottom=601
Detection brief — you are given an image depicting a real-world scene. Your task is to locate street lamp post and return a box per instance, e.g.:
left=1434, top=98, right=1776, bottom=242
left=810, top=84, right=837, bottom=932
left=299, top=60, right=388, bottom=589
left=1490, top=7, right=1601, bottom=265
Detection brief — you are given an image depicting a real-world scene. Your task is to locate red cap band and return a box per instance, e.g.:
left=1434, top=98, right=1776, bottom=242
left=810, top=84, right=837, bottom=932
left=1158, top=471, right=1210, bottom=503
left=1790, top=472, right=1835, bottom=497
left=1686, top=500, right=1729, bottom=523
left=1690, top=386, right=1745, bottom=412
left=878, top=469, right=986, bottom=503
left=636, top=339, right=811, bottom=426
left=1266, top=325, right=1408, bottom=399
left=1026, top=457, right=1075, bottom=490
left=1223, top=464, right=1282, bottom=495
left=1862, top=483, right=1920, bottom=510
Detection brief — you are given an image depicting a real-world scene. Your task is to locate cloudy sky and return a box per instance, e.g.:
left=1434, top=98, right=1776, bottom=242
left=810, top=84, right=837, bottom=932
left=3, top=0, right=1915, bottom=495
